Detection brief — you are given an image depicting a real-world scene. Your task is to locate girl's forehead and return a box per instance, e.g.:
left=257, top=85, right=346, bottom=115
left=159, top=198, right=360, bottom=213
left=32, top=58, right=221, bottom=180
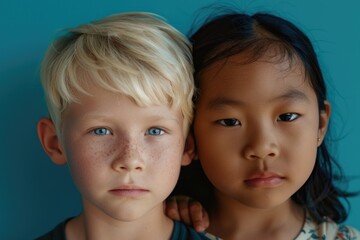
left=197, top=53, right=318, bottom=107
left=200, top=52, right=305, bottom=86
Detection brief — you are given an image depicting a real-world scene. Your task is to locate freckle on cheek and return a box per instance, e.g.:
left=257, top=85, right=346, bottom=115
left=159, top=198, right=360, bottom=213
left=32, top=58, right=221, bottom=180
left=105, top=145, right=116, bottom=157
left=84, top=140, right=114, bottom=165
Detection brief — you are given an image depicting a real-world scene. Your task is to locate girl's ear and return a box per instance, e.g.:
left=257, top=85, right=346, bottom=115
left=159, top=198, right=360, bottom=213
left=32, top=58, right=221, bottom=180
left=318, top=100, right=331, bottom=146
left=37, top=118, right=67, bottom=165
left=181, top=132, right=196, bottom=166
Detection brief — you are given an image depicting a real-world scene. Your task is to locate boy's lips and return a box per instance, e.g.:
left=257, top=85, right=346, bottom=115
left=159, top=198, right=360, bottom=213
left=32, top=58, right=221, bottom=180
left=109, top=185, right=149, bottom=197
left=244, top=172, right=285, bottom=188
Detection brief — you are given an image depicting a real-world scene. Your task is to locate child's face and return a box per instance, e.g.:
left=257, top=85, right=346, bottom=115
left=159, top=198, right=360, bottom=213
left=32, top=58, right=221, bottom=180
left=56, top=85, right=190, bottom=221
left=193, top=53, right=329, bottom=209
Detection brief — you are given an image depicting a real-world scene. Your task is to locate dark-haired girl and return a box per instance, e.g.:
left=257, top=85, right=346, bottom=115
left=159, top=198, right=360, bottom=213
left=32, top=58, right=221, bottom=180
left=168, top=10, right=360, bottom=239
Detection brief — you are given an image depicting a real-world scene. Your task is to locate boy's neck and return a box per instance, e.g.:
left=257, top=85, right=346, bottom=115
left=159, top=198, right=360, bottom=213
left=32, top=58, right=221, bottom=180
left=208, top=191, right=305, bottom=240
left=65, top=201, right=174, bottom=240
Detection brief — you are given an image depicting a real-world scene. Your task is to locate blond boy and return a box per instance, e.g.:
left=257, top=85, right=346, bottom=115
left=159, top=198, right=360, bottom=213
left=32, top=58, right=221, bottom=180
left=36, top=12, right=211, bottom=240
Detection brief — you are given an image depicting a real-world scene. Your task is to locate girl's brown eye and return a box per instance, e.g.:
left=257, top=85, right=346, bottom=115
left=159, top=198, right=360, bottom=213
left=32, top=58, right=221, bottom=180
left=277, top=113, right=299, bottom=122
left=217, top=118, right=241, bottom=126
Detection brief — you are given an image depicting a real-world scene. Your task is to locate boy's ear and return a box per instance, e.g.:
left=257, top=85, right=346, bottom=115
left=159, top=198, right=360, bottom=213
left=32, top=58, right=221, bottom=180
left=37, top=118, right=67, bottom=165
left=318, top=100, right=331, bottom=146
left=181, top=133, right=196, bottom=166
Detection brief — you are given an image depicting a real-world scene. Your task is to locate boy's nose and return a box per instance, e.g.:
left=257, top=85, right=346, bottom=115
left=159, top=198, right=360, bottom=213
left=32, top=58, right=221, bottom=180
left=111, top=141, right=145, bottom=172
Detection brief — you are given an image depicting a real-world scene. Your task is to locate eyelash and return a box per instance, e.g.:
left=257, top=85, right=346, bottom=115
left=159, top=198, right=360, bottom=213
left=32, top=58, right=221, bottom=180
left=216, top=113, right=300, bottom=127
left=216, top=119, right=241, bottom=127
left=90, top=127, right=165, bottom=136
left=91, top=127, right=112, bottom=136
left=277, top=113, right=300, bottom=122
left=145, top=127, right=165, bottom=136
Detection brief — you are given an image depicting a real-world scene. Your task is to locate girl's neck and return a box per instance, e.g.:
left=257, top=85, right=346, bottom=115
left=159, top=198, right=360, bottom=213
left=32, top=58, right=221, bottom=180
left=65, top=201, right=173, bottom=240
left=208, top=192, right=305, bottom=240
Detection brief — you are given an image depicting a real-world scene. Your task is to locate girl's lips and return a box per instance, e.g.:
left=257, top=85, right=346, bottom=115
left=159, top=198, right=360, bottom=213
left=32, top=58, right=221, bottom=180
left=244, top=173, right=285, bottom=188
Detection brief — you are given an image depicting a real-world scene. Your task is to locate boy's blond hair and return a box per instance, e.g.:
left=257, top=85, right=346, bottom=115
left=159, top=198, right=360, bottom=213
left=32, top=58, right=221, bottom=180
left=41, top=12, right=194, bottom=136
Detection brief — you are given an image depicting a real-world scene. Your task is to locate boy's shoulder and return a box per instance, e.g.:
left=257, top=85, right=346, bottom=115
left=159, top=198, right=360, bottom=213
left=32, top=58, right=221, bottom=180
left=34, top=218, right=72, bottom=240
left=172, top=220, right=220, bottom=240
left=35, top=218, right=219, bottom=240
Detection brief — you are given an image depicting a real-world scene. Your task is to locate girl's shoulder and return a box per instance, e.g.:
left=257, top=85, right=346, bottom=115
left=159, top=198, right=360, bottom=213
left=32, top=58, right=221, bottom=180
left=296, top=213, right=360, bottom=240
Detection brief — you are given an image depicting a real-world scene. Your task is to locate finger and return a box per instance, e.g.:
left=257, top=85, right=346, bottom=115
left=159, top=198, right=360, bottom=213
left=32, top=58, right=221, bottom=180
left=189, top=201, right=209, bottom=232
left=178, top=196, right=192, bottom=225
left=201, top=207, right=210, bottom=229
left=165, top=197, right=181, bottom=221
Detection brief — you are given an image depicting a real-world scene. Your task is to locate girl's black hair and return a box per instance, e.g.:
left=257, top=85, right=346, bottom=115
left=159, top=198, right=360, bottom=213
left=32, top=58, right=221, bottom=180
left=183, top=10, right=355, bottom=224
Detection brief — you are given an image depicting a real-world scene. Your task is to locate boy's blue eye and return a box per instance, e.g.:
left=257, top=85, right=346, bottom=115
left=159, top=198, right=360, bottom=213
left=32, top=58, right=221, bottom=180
left=146, top=127, right=164, bottom=136
left=92, top=128, right=111, bottom=135
left=277, top=113, right=299, bottom=122
left=217, top=118, right=241, bottom=127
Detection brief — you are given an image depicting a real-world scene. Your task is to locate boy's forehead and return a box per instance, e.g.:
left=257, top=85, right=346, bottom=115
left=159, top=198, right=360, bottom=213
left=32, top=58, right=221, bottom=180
left=72, top=69, right=175, bottom=106
left=63, top=87, right=182, bottom=118
left=60, top=70, right=190, bottom=132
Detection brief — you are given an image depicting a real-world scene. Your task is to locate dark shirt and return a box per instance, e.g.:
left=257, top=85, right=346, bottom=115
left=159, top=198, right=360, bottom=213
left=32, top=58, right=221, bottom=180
left=35, top=218, right=213, bottom=240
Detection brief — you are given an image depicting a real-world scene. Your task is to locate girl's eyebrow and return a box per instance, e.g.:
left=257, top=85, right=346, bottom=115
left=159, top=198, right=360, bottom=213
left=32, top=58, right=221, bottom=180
left=206, top=89, right=310, bottom=109
left=207, top=97, right=245, bottom=109
left=273, top=89, right=310, bottom=103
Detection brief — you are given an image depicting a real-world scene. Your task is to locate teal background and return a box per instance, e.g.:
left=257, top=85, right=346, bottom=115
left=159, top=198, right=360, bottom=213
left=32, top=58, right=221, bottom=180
left=1, top=0, right=359, bottom=238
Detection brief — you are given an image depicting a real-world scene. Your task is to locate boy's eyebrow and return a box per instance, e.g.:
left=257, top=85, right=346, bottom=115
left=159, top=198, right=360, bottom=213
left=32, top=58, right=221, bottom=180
left=206, top=89, right=310, bottom=109
left=79, top=112, right=181, bottom=123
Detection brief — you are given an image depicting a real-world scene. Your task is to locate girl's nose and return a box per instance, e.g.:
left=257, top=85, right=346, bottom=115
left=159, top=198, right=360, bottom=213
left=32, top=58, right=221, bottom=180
left=242, top=127, right=279, bottom=161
